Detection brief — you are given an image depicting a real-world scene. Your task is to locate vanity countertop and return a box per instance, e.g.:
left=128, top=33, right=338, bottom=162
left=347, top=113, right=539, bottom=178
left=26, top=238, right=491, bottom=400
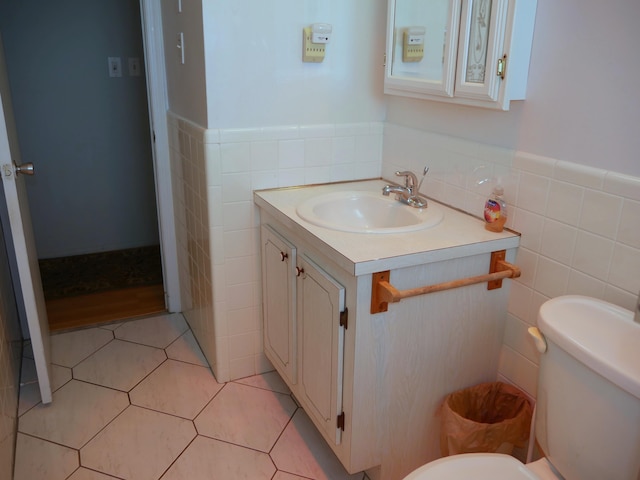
left=254, top=179, right=520, bottom=276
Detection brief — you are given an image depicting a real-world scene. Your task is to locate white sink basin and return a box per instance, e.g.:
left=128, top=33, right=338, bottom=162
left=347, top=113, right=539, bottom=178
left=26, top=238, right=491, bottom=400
left=296, top=191, right=444, bottom=234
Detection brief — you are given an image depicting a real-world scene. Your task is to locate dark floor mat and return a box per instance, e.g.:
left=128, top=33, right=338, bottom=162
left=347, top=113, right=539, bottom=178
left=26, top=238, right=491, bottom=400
left=39, top=245, right=163, bottom=300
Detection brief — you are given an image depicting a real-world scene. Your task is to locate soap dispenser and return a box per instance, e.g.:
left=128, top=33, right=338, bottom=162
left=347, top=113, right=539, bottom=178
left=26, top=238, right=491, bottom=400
left=484, top=185, right=507, bottom=232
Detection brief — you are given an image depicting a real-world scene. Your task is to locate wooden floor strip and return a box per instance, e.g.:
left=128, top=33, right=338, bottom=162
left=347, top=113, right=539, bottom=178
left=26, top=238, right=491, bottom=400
left=46, top=284, right=166, bottom=331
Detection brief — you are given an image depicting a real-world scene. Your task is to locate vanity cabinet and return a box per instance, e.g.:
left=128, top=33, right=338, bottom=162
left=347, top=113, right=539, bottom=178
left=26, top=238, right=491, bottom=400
left=384, top=0, right=537, bottom=110
left=256, top=180, right=521, bottom=479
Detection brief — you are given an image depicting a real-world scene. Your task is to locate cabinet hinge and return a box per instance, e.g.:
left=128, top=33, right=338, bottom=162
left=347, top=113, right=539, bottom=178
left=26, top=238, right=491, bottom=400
left=496, top=54, right=507, bottom=80
left=337, top=412, right=345, bottom=431
left=340, top=308, right=348, bottom=329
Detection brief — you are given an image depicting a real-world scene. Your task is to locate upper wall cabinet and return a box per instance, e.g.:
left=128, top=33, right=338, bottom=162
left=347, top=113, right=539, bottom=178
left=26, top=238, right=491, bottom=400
left=384, top=0, right=537, bottom=110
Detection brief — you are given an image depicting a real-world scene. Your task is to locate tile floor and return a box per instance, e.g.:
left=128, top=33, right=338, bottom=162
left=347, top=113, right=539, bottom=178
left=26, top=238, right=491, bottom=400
left=14, top=313, right=367, bottom=480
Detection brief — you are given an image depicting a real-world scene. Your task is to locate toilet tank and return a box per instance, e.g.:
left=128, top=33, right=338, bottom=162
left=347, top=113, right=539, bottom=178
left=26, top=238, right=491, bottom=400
left=534, top=295, right=640, bottom=480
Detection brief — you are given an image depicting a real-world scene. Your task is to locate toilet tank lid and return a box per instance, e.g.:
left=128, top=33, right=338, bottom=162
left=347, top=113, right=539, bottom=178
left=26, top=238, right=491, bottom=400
left=538, top=295, right=640, bottom=399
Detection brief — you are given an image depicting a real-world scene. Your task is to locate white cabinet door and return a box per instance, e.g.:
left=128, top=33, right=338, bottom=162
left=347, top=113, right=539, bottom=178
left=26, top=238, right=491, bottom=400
left=454, top=0, right=510, bottom=103
left=297, top=255, right=346, bottom=446
left=261, top=225, right=297, bottom=385
left=384, top=0, right=460, bottom=99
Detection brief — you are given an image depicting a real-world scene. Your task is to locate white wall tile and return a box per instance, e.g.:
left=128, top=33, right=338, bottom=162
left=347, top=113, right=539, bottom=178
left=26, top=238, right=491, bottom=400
left=546, top=180, right=583, bottom=225
left=513, top=151, right=555, bottom=177
left=507, top=282, right=533, bottom=326
left=278, top=140, right=305, bottom=169
left=604, top=171, right=640, bottom=202
left=516, top=172, right=549, bottom=215
left=617, top=199, right=640, bottom=248
left=572, top=231, right=614, bottom=279
left=221, top=174, right=252, bottom=203
left=223, top=230, right=254, bottom=259
left=534, top=257, right=570, bottom=298
left=304, top=138, right=333, bottom=167
left=250, top=141, right=279, bottom=171
left=578, top=189, right=623, bottom=239
left=567, top=270, right=606, bottom=298
left=251, top=171, right=279, bottom=191
left=332, top=136, right=356, bottom=164
left=608, top=243, right=640, bottom=293
left=502, top=314, right=540, bottom=365
left=221, top=143, right=251, bottom=173
left=554, top=160, right=606, bottom=189
left=222, top=202, right=253, bottom=231
left=513, top=209, right=544, bottom=252
left=514, top=248, right=538, bottom=288
left=540, top=220, right=577, bottom=265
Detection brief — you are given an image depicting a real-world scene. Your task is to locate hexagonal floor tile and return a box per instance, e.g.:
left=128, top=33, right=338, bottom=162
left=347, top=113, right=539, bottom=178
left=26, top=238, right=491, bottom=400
left=271, top=409, right=364, bottom=480
left=50, top=327, right=113, bottom=368
left=166, top=330, right=209, bottom=367
left=161, top=435, right=275, bottom=480
left=81, top=405, right=196, bottom=480
left=73, top=339, right=166, bottom=391
left=18, top=380, right=128, bottom=449
left=13, top=433, right=78, bottom=480
left=114, top=313, right=188, bottom=348
left=67, top=468, right=121, bottom=480
left=130, top=359, right=223, bottom=419
left=195, top=382, right=297, bottom=452
left=235, top=370, right=291, bottom=394
left=18, top=361, right=72, bottom=416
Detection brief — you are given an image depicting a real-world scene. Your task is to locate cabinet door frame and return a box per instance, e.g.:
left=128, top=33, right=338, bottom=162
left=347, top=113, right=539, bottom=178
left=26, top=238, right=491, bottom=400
left=297, top=254, right=346, bottom=446
left=384, top=0, right=461, bottom=99
left=261, top=225, right=297, bottom=385
left=454, top=0, right=510, bottom=103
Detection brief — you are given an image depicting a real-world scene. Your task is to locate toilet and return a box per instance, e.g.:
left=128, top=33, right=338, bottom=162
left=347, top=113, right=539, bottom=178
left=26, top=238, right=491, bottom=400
left=403, top=295, right=640, bottom=480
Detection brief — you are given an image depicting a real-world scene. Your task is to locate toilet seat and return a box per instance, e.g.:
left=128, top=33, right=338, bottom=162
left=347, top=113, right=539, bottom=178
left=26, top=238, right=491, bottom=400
left=402, top=453, right=542, bottom=480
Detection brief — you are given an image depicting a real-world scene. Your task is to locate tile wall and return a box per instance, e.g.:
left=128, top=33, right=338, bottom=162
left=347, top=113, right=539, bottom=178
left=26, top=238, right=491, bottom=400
left=168, top=112, right=383, bottom=382
left=383, top=123, right=640, bottom=398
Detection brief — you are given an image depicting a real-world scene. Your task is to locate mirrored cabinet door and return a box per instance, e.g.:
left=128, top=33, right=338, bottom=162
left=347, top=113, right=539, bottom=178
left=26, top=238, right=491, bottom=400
left=384, top=0, right=461, bottom=98
left=454, top=0, right=509, bottom=102
left=384, top=0, right=537, bottom=110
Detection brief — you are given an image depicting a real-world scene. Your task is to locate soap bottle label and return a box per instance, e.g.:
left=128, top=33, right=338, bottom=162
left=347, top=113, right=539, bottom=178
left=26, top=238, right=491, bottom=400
left=484, top=199, right=506, bottom=232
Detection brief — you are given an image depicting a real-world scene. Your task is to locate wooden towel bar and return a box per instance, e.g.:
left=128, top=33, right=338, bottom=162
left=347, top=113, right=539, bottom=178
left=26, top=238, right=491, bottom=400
left=370, top=250, right=520, bottom=314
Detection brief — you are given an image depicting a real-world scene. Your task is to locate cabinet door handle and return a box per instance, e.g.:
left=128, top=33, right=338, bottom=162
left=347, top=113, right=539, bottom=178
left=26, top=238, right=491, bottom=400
left=296, top=267, right=304, bottom=277
left=280, top=252, right=288, bottom=261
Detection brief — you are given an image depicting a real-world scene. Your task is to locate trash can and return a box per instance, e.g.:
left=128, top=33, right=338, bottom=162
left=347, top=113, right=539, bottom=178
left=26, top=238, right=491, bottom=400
left=440, top=381, right=532, bottom=456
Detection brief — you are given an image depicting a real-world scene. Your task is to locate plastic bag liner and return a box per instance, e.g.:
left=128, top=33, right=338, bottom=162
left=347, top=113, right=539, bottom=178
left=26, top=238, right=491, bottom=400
left=440, top=381, right=532, bottom=456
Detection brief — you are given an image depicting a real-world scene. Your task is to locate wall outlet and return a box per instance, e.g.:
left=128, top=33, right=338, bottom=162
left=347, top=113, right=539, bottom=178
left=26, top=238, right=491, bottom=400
left=108, top=57, right=122, bottom=77
left=302, top=27, right=325, bottom=63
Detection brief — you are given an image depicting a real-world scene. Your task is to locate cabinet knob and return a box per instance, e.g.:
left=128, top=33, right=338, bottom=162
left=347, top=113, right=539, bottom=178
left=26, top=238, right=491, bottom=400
left=280, top=252, right=288, bottom=261
left=296, top=267, right=304, bottom=277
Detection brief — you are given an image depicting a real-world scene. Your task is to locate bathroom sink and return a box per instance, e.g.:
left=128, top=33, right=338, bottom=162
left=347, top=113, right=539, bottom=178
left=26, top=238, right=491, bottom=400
left=296, top=191, right=443, bottom=234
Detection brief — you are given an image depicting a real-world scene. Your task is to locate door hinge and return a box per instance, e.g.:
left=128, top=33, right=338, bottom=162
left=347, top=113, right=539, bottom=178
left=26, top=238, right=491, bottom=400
left=337, top=412, right=345, bottom=431
left=496, top=54, right=507, bottom=80
left=340, top=308, right=348, bottom=329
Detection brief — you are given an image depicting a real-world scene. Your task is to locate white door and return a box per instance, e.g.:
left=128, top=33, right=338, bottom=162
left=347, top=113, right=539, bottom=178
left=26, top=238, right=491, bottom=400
left=0, top=45, right=52, bottom=404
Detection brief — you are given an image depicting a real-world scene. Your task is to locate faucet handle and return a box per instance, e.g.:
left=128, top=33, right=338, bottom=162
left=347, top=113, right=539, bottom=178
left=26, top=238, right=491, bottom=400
left=395, top=170, right=417, bottom=189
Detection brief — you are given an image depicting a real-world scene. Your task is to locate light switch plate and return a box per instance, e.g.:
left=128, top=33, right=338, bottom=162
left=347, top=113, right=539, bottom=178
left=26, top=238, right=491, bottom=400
left=108, top=57, right=122, bottom=77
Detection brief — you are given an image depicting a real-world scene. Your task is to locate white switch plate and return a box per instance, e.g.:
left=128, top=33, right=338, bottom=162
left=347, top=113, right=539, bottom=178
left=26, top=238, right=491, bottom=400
left=128, top=57, right=141, bottom=76
left=108, top=57, right=122, bottom=77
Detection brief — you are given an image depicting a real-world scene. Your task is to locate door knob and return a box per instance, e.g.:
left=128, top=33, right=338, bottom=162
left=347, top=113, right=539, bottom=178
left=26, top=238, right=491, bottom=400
left=15, top=162, right=35, bottom=175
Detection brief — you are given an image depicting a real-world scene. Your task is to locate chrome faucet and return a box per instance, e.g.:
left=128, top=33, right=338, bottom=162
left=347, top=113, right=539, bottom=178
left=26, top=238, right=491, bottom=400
left=634, top=290, right=640, bottom=324
left=382, top=169, right=428, bottom=208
